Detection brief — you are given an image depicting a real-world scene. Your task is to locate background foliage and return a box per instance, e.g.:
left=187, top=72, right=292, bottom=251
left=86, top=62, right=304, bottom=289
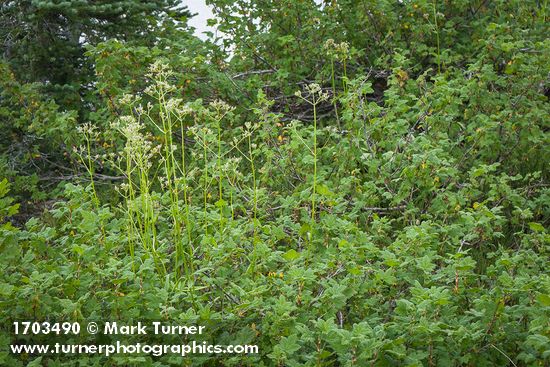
left=0, top=0, right=548, bottom=366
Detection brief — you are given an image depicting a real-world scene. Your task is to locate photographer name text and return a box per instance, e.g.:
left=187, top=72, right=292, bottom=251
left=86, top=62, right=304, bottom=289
left=104, top=322, right=205, bottom=335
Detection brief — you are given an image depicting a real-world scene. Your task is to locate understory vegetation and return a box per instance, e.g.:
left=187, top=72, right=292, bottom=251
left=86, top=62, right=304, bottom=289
left=0, top=0, right=549, bottom=366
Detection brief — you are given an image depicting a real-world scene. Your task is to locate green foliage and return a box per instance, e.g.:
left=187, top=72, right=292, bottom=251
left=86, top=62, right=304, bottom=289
left=0, top=0, right=190, bottom=88
left=0, top=0, right=549, bottom=366
left=0, top=61, right=77, bottom=202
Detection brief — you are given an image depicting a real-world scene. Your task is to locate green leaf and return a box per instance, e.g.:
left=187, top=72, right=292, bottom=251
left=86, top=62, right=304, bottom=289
left=316, top=184, right=335, bottom=198
left=0, top=283, right=14, bottom=296
left=26, top=357, right=43, bottom=367
left=278, top=334, right=300, bottom=354
left=536, top=294, right=550, bottom=307
left=282, top=249, right=300, bottom=261
left=215, top=199, right=227, bottom=208
left=78, top=210, right=98, bottom=233
left=528, top=222, right=545, bottom=232
left=338, top=239, right=349, bottom=249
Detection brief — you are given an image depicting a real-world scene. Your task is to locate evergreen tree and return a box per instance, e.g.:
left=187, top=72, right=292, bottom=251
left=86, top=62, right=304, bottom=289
left=0, top=0, right=191, bottom=108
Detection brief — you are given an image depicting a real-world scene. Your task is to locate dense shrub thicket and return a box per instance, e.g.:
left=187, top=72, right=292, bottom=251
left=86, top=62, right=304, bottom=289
left=0, top=0, right=548, bottom=366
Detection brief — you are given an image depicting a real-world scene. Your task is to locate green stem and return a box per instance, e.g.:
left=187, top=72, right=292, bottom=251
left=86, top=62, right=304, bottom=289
left=342, top=59, right=348, bottom=93
left=203, top=130, right=209, bottom=237
left=330, top=57, right=340, bottom=128
left=433, top=0, right=441, bottom=74
left=180, top=122, right=193, bottom=273
left=248, top=133, right=258, bottom=273
left=159, top=88, right=186, bottom=277
left=217, top=118, right=224, bottom=232
left=312, top=101, right=317, bottom=224
left=126, top=150, right=136, bottom=272
left=83, top=134, right=105, bottom=241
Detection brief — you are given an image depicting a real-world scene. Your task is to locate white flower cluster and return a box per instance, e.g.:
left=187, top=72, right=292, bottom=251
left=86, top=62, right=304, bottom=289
left=77, top=122, right=99, bottom=138
left=116, top=115, right=160, bottom=170
left=324, top=39, right=350, bottom=59
left=295, top=83, right=329, bottom=105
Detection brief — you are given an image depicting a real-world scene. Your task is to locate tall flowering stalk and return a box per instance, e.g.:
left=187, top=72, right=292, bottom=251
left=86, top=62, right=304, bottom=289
left=74, top=123, right=105, bottom=240
left=295, top=84, right=329, bottom=226
left=209, top=100, right=235, bottom=233
left=143, top=61, right=193, bottom=278
left=111, top=114, right=165, bottom=276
